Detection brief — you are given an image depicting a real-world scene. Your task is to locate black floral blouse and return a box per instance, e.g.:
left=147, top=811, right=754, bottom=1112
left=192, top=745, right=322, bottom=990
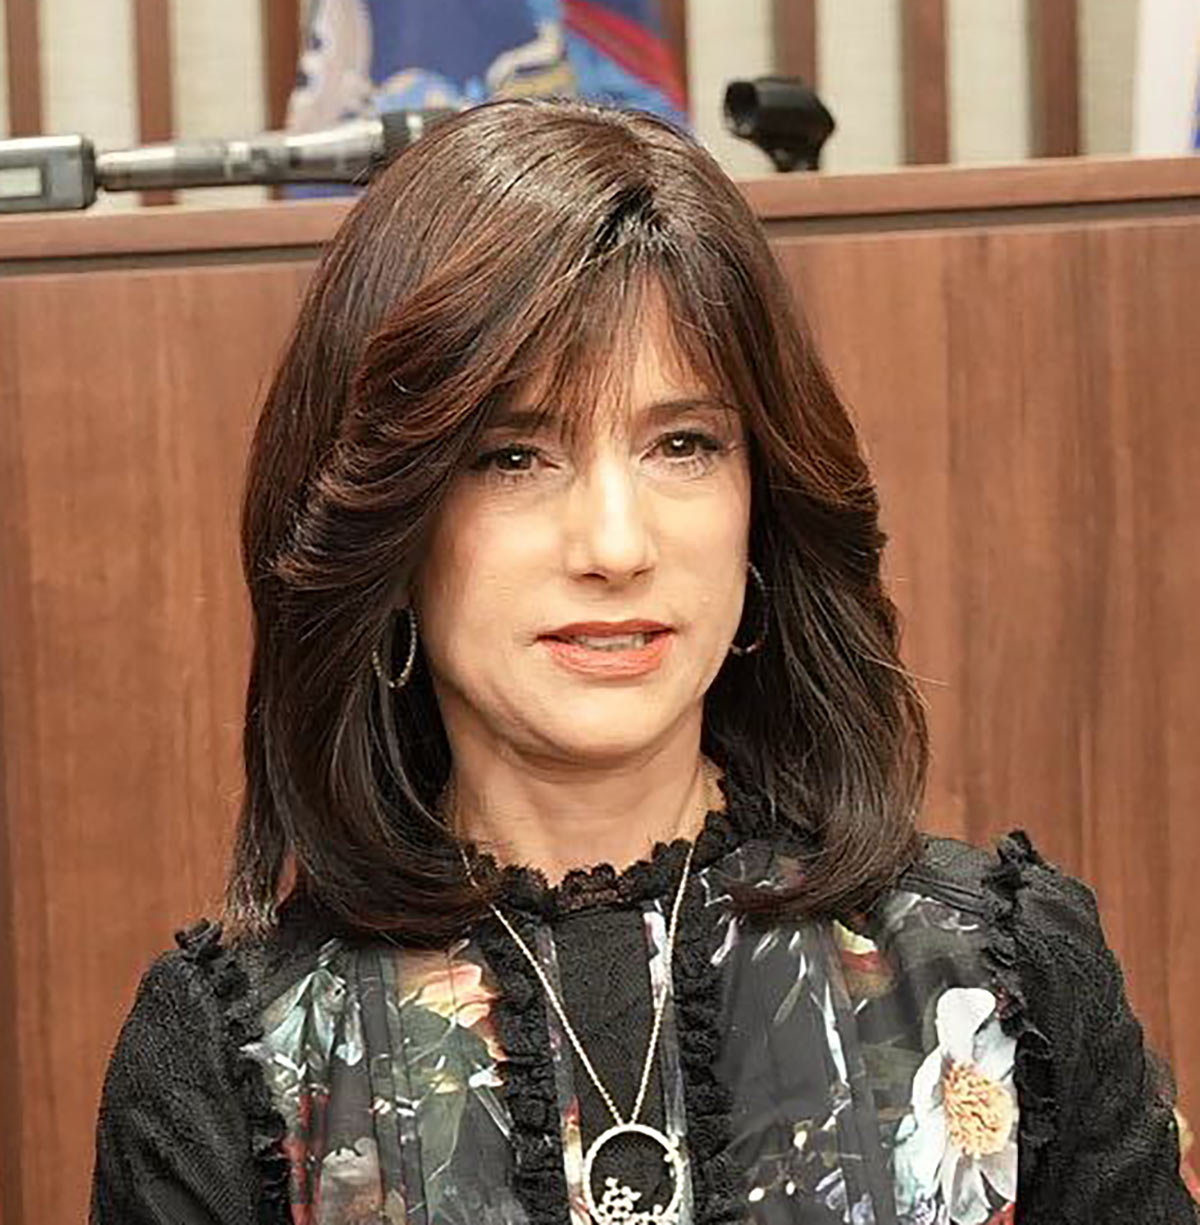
left=91, top=766, right=1197, bottom=1225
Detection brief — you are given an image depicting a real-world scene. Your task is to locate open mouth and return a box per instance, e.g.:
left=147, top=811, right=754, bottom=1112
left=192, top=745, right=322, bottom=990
left=544, top=630, right=671, bottom=651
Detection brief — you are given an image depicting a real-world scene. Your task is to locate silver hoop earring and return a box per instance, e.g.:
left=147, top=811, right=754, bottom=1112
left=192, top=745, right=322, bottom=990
left=371, top=605, right=419, bottom=690
left=728, top=562, right=768, bottom=656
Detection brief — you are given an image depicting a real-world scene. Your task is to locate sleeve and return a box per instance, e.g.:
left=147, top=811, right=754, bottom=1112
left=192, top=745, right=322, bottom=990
left=985, top=831, right=1199, bottom=1224
left=90, top=923, right=289, bottom=1225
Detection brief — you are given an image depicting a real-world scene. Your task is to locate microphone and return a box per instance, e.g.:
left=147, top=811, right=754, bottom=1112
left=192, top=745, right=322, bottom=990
left=723, top=77, right=835, bottom=172
left=0, top=109, right=457, bottom=214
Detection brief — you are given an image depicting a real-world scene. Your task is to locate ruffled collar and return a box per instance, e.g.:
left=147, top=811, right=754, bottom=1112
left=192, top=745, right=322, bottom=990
left=462, top=759, right=777, bottom=920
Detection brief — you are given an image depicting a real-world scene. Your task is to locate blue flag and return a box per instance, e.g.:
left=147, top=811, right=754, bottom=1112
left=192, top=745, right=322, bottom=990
left=288, top=0, right=688, bottom=137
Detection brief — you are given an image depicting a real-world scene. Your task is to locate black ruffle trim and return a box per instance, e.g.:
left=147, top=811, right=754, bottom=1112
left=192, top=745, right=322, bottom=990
left=476, top=762, right=772, bottom=1225
left=978, top=830, right=1056, bottom=1201
left=465, top=761, right=776, bottom=919
left=473, top=913, right=572, bottom=1225
left=174, top=919, right=292, bottom=1225
left=672, top=866, right=743, bottom=1223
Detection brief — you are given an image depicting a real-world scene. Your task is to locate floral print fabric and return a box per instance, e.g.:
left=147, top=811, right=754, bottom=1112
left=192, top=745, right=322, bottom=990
left=892, top=987, right=1016, bottom=1223
left=242, top=839, right=1018, bottom=1225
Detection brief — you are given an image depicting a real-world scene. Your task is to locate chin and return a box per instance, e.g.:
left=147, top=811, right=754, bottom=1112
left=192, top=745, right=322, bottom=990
left=533, top=706, right=675, bottom=759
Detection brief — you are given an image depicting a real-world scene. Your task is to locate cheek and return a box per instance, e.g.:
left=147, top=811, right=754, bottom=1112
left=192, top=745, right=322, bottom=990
left=669, top=471, right=751, bottom=569
left=418, top=505, right=537, bottom=654
left=669, top=529, right=751, bottom=644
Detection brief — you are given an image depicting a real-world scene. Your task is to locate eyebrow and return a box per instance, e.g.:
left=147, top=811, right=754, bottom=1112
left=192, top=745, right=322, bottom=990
left=483, top=396, right=739, bottom=433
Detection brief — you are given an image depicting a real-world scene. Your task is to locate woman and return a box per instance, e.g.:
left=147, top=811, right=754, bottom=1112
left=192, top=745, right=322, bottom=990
left=91, top=98, right=1195, bottom=1225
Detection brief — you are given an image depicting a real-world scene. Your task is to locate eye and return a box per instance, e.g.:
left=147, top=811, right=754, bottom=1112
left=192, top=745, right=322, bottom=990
left=468, top=430, right=729, bottom=487
left=651, top=430, right=725, bottom=473
left=470, top=445, right=543, bottom=481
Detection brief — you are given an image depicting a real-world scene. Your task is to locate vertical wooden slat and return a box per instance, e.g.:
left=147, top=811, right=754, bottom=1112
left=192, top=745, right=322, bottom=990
left=659, top=0, right=690, bottom=111
left=262, top=0, right=301, bottom=201
left=772, top=0, right=818, bottom=88
left=133, top=0, right=175, bottom=205
left=262, top=0, right=302, bottom=131
left=4, top=0, right=43, bottom=136
left=1028, top=0, right=1081, bottom=157
left=901, top=0, right=949, bottom=164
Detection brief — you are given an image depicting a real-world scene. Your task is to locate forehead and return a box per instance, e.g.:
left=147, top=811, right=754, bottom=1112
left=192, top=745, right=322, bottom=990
left=486, top=283, right=717, bottom=438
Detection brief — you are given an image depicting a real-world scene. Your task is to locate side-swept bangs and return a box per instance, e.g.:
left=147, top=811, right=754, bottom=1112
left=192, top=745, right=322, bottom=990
left=230, top=97, right=927, bottom=945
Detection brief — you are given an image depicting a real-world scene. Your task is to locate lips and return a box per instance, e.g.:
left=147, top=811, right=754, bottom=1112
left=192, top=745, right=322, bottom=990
left=541, top=619, right=672, bottom=641
left=540, top=627, right=674, bottom=677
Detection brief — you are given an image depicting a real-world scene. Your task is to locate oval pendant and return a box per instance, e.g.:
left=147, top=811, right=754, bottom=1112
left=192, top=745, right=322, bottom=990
left=581, top=1121, right=685, bottom=1225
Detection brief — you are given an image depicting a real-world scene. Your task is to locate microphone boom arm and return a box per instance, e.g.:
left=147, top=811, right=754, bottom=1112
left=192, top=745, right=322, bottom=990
left=0, top=110, right=455, bottom=214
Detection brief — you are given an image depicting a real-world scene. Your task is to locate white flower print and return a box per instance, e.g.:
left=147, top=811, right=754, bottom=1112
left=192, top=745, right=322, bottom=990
left=893, top=987, right=1017, bottom=1225
left=321, top=1135, right=381, bottom=1189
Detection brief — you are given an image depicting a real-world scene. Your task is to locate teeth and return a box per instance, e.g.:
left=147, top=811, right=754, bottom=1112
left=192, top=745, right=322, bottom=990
left=564, top=633, right=654, bottom=650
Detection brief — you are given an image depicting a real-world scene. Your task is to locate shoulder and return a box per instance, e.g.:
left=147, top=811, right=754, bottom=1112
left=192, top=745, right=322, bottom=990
left=99, top=917, right=287, bottom=1138
left=111, top=916, right=307, bottom=1054
left=894, top=826, right=1120, bottom=1050
left=124, top=893, right=341, bottom=1014
left=889, top=829, right=1103, bottom=1145
left=93, top=916, right=324, bottom=1223
left=106, top=921, right=248, bottom=1083
left=903, top=825, right=1055, bottom=895
left=111, top=905, right=337, bottom=1075
left=97, top=924, right=250, bottom=1152
left=900, top=826, right=1107, bottom=945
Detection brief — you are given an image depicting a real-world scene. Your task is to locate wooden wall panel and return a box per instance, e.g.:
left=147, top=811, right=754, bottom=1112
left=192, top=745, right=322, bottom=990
left=0, top=260, right=313, bottom=1223
left=774, top=216, right=1200, bottom=1122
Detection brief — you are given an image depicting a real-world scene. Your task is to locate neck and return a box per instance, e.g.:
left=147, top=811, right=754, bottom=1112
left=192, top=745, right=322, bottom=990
left=441, top=738, right=724, bottom=884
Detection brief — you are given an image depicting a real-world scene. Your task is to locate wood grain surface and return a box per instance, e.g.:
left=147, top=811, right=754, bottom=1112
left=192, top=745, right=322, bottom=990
left=2, top=157, right=1199, bottom=263
left=0, top=165, right=1196, bottom=1220
left=743, top=154, right=1200, bottom=226
left=778, top=217, right=1199, bottom=1117
left=0, top=261, right=312, bottom=1222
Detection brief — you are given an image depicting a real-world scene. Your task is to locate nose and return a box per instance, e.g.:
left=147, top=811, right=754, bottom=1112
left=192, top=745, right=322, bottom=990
left=563, top=452, right=656, bottom=583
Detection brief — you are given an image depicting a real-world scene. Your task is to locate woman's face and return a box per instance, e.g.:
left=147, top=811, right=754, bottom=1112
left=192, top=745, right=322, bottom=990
left=411, top=295, right=753, bottom=769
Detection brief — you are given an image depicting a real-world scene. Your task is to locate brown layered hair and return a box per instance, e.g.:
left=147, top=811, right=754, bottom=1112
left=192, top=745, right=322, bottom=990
left=228, top=97, right=928, bottom=946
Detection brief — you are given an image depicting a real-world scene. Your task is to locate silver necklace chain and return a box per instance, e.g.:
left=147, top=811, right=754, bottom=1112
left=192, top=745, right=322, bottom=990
left=482, top=836, right=697, bottom=1130
left=450, top=761, right=718, bottom=1132
left=449, top=765, right=722, bottom=1225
